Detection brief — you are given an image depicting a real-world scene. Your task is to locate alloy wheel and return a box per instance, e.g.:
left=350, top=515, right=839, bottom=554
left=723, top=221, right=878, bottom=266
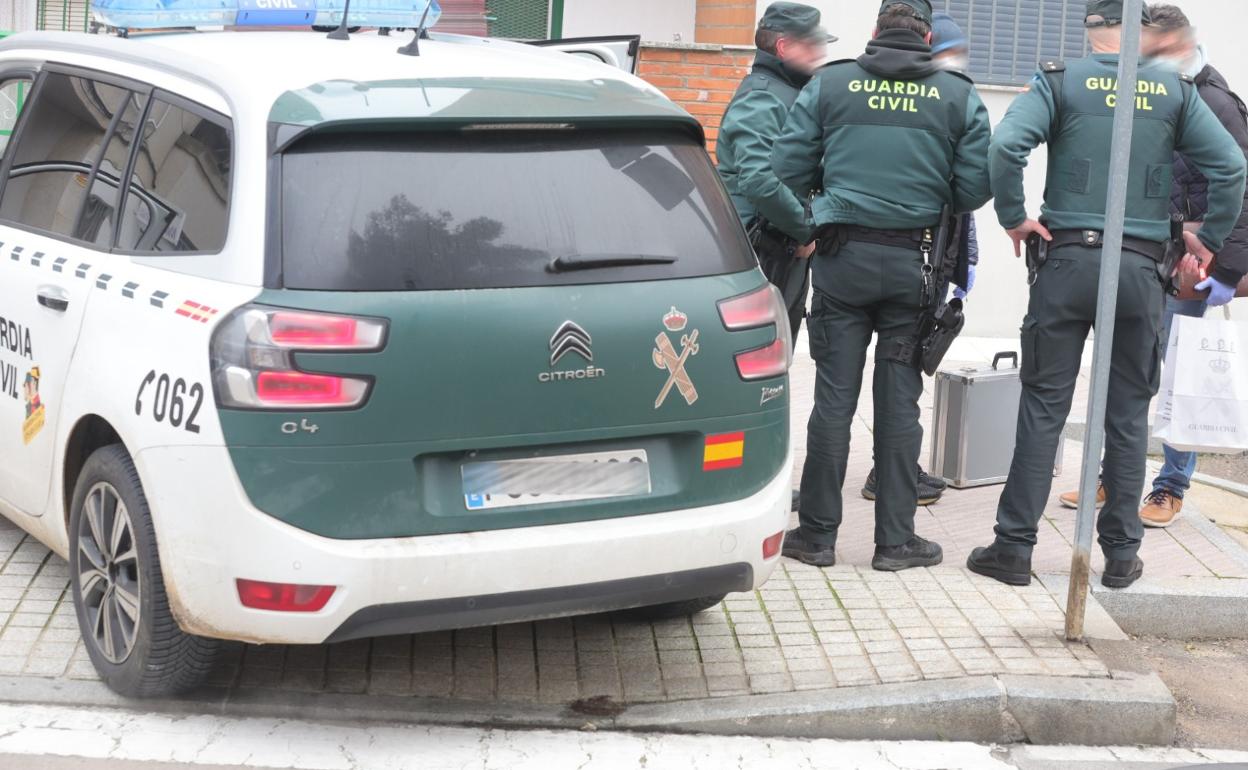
left=77, top=481, right=141, bottom=664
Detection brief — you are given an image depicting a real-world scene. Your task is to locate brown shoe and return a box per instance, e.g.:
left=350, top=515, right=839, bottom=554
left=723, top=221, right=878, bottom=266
left=1059, top=484, right=1106, bottom=510
left=1140, top=489, right=1183, bottom=528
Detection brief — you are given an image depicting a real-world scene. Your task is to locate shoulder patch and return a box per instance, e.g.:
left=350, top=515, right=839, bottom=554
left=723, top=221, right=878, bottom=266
left=1179, top=73, right=1195, bottom=84
left=1041, top=60, right=1066, bottom=73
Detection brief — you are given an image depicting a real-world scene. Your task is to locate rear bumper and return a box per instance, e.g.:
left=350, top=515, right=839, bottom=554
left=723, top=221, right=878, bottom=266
left=135, top=445, right=792, bottom=644
left=326, top=563, right=753, bottom=643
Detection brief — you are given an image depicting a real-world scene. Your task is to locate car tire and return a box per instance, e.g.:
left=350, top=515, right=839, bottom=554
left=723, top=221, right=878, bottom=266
left=622, top=594, right=727, bottom=621
left=68, top=444, right=221, bottom=697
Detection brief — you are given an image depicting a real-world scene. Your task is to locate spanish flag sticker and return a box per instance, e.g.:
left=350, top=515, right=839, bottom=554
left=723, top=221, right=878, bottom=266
left=703, top=432, right=745, bottom=471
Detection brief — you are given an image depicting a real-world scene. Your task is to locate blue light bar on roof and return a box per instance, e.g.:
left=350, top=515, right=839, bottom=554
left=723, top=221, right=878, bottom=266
left=91, top=0, right=441, bottom=30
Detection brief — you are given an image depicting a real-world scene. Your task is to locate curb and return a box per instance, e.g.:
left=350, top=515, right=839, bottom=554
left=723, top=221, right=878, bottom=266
left=1082, top=497, right=1248, bottom=640
left=1092, top=575, right=1248, bottom=640
left=0, top=668, right=1174, bottom=746
left=1190, top=471, right=1248, bottom=499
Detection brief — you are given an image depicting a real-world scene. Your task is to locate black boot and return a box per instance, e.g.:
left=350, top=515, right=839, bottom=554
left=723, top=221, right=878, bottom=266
left=781, top=527, right=836, bottom=567
left=862, top=467, right=945, bottom=505
left=966, top=545, right=1032, bottom=586
left=918, top=467, right=948, bottom=493
left=1101, top=557, right=1144, bottom=589
left=872, top=535, right=943, bottom=571
left=791, top=489, right=800, bottom=512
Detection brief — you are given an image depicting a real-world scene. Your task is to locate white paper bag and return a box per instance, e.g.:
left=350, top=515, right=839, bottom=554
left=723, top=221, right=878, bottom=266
left=1153, top=316, right=1248, bottom=454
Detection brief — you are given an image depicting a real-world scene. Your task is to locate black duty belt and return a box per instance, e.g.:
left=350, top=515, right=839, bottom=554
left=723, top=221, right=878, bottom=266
left=1047, top=229, right=1167, bottom=263
left=840, top=225, right=932, bottom=249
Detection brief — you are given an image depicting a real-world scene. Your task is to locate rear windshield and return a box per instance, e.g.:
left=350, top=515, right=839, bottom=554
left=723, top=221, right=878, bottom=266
left=278, top=129, right=754, bottom=291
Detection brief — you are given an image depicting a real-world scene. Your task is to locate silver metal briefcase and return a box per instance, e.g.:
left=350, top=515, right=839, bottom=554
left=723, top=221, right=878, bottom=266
left=930, top=351, right=1063, bottom=489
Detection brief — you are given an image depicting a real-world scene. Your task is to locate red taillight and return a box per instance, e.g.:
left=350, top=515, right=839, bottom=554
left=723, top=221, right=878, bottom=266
left=270, top=312, right=360, bottom=349
left=736, top=338, right=790, bottom=381
left=212, top=306, right=386, bottom=410
left=255, top=371, right=345, bottom=404
left=719, top=285, right=792, bottom=380
left=762, top=531, right=784, bottom=560
left=236, top=579, right=335, bottom=612
left=718, top=286, right=780, bottom=330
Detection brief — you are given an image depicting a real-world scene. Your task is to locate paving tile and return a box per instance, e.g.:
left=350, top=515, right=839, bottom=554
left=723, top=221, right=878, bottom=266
left=743, top=658, right=788, bottom=676
left=698, top=647, right=744, bottom=664
left=748, top=673, right=794, bottom=694
left=705, top=675, right=750, bottom=695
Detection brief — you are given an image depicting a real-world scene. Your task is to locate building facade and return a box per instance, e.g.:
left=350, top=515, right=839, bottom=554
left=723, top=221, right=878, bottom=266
left=1, top=0, right=1239, bottom=334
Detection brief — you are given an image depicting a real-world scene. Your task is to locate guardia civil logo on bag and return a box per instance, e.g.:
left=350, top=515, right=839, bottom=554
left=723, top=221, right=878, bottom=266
left=1153, top=317, right=1248, bottom=454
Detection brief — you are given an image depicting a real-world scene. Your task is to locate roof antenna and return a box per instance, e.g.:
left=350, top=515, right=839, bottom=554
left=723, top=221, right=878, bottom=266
left=397, top=0, right=433, bottom=56
left=327, top=0, right=352, bottom=40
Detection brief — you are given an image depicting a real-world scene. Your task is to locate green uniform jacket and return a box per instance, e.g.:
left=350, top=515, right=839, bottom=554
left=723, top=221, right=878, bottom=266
left=771, top=29, right=993, bottom=230
left=717, top=50, right=814, bottom=243
left=990, top=54, right=1248, bottom=252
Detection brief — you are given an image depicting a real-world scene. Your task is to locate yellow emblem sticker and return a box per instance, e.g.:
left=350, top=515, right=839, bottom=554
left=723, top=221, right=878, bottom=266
left=652, top=307, right=699, bottom=409
left=22, top=366, right=45, bottom=445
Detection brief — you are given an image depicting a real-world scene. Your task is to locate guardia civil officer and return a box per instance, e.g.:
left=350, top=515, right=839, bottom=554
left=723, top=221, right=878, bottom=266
left=773, top=0, right=993, bottom=570
left=718, top=2, right=834, bottom=345
left=967, top=0, right=1247, bottom=589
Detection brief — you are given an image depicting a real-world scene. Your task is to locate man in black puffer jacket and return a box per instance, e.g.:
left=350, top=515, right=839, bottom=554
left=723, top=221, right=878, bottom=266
left=1141, top=4, right=1248, bottom=526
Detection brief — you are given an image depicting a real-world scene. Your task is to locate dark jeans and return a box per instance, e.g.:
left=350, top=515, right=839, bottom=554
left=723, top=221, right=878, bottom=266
left=798, top=240, right=925, bottom=547
left=993, top=246, right=1166, bottom=561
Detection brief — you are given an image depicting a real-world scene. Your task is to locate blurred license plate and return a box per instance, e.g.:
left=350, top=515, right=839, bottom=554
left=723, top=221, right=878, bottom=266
left=462, top=449, right=650, bottom=511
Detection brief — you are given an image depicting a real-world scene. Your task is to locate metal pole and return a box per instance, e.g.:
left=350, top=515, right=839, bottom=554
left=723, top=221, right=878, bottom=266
left=1066, top=0, right=1144, bottom=641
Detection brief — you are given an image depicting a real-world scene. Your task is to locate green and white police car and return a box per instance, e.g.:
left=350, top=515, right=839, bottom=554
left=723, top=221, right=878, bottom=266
left=0, top=1, right=792, bottom=696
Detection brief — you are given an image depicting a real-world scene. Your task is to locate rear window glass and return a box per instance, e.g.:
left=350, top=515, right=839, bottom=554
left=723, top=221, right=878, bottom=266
left=278, top=130, right=754, bottom=291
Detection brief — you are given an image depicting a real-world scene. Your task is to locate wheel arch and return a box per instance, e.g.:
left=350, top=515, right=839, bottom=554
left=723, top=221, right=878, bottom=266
left=62, top=414, right=125, bottom=530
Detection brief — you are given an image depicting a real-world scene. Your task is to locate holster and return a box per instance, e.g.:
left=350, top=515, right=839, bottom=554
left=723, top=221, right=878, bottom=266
left=748, top=217, right=797, bottom=261
left=918, top=299, right=966, bottom=376
left=1025, top=231, right=1049, bottom=286
left=1159, top=216, right=1186, bottom=296
left=910, top=204, right=964, bottom=375
left=813, top=223, right=846, bottom=257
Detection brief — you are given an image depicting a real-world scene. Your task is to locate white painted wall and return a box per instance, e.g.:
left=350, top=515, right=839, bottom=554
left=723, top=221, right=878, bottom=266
left=0, top=0, right=36, bottom=32
left=561, top=0, right=695, bottom=43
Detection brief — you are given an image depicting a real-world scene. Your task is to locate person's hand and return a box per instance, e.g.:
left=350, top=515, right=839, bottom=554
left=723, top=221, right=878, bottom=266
left=1177, top=253, right=1202, bottom=283
left=1006, top=219, right=1052, bottom=258
left=1182, top=229, right=1215, bottom=271
left=1196, top=275, right=1238, bottom=307
left=953, top=264, right=976, bottom=301
left=795, top=241, right=817, bottom=260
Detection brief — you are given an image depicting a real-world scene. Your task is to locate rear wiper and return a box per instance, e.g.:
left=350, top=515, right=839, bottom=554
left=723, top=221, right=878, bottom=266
left=549, top=254, right=678, bottom=272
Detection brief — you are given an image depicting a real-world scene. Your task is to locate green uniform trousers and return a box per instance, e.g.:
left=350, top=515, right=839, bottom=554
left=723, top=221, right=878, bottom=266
left=994, top=244, right=1166, bottom=560
left=799, top=240, right=926, bottom=547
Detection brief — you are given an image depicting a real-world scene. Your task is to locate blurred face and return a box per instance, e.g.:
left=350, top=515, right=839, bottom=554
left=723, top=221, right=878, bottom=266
left=934, top=45, right=969, bottom=71
left=1145, top=28, right=1197, bottom=69
left=776, top=35, right=828, bottom=75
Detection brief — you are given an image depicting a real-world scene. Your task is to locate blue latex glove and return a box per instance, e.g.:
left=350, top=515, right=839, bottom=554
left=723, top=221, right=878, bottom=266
left=1196, top=275, right=1238, bottom=307
left=953, top=264, right=976, bottom=301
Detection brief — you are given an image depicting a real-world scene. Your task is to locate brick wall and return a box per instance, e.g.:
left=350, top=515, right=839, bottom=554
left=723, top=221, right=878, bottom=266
left=637, top=42, right=755, bottom=160
left=694, top=0, right=756, bottom=46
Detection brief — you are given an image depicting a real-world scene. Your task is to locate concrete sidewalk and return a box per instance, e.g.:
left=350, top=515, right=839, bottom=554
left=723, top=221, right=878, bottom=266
left=788, top=334, right=1248, bottom=582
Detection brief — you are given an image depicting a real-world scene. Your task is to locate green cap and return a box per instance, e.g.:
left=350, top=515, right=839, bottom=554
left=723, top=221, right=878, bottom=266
left=758, top=2, right=837, bottom=43
left=879, top=0, right=933, bottom=26
left=1085, top=0, right=1153, bottom=27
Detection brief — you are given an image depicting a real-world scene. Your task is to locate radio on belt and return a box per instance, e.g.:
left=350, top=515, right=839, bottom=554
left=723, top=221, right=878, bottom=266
left=90, top=0, right=441, bottom=30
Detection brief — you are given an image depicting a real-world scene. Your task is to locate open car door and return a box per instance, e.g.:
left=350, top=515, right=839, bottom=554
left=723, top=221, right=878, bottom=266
left=529, top=35, right=641, bottom=74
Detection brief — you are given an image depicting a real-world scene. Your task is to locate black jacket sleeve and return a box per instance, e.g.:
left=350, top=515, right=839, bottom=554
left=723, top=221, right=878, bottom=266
left=1201, top=78, right=1248, bottom=284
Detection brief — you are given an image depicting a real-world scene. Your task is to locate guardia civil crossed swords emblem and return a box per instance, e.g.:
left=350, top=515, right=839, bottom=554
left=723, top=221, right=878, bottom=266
left=653, top=307, right=699, bottom=409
